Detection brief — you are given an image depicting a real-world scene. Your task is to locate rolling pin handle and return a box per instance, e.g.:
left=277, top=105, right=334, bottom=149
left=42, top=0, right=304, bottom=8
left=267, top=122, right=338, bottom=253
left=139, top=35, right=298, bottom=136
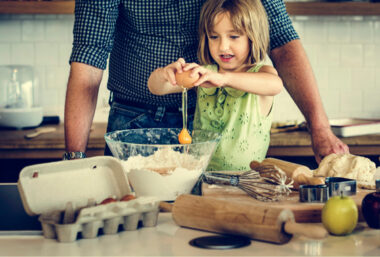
left=296, top=174, right=325, bottom=186
left=284, top=221, right=328, bottom=239
left=159, top=201, right=173, bottom=212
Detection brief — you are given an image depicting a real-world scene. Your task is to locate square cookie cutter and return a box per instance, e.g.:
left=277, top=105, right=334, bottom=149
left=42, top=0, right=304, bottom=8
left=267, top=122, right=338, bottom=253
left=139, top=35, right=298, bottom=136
left=299, top=177, right=357, bottom=203
left=325, top=177, right=357, bottom=197
left=299, top=184, right=328, bottom=203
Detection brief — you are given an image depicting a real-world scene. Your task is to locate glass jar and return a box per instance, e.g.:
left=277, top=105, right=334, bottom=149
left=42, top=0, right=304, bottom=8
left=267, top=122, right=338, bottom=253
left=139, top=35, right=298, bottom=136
left=0, top=65, right=42, bottom=128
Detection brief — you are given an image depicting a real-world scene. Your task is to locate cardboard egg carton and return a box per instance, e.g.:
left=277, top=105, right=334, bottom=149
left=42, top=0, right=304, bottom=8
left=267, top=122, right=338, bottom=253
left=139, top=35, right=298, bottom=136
left=17, top=156, right=160, bottom=242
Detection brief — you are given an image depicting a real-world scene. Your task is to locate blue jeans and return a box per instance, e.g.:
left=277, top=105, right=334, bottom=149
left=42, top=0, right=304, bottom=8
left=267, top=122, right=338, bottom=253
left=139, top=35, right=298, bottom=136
left=104, top=100, right=194, bottom=156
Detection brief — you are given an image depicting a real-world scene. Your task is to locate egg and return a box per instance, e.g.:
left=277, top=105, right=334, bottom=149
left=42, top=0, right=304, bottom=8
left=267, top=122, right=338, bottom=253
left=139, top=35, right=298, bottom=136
left=175, top=70, right=199, bottom=88
left=100, top=197, right=117, bottom=205
left=120, top=194, right=136, bottom=202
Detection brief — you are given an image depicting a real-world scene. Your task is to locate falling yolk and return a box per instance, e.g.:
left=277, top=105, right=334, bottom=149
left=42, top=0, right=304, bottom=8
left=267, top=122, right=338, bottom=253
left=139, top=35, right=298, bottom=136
left=178, top=128, right=192, bottom=144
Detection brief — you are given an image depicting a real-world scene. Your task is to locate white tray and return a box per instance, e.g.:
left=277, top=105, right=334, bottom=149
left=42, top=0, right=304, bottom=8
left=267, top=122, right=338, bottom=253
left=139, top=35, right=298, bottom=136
left=330, top=118, right=380, bottom=137
left=17, top=156, right=160, bottom=242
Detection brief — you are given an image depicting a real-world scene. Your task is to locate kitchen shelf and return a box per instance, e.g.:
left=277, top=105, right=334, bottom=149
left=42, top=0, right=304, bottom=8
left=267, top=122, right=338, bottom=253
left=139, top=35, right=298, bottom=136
left=0, top=0, right=75, bottom=15
left=0, top=1, right=380, bottom=15
left=286, top=1, right=380, bottom=16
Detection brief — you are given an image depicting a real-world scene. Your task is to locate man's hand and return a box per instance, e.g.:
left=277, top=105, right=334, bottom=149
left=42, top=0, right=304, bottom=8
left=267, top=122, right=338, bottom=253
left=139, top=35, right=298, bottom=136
left=310, top=127, right=349, bottom=163
left=270, top=40, right=350, bottom=164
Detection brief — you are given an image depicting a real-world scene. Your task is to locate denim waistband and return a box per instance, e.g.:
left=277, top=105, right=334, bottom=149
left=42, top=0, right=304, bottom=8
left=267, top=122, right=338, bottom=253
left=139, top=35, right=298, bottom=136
left=113, top=96, right=195, bottom=114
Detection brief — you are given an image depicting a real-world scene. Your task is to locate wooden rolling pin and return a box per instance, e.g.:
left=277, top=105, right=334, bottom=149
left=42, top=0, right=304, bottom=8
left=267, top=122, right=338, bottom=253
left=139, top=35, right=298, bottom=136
left=171, top=195, right=327, bottom=244
left=250, top=158, right=325, bottom=189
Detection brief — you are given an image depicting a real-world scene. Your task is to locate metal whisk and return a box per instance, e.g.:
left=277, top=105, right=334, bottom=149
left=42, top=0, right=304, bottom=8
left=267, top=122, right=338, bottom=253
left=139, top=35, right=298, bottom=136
left=203, top=169, right=293, bottom=202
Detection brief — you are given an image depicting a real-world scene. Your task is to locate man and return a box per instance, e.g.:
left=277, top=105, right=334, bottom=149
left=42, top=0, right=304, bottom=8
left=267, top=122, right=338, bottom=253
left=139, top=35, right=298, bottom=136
left=63, top=0, right=348, bottom=162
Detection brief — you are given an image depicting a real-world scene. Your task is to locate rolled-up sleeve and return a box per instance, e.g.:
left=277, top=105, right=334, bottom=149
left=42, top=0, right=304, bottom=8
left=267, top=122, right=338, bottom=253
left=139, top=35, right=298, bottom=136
left=69, top=0, right=120, bottom=70
left=262, top=0, right=299, bottom=50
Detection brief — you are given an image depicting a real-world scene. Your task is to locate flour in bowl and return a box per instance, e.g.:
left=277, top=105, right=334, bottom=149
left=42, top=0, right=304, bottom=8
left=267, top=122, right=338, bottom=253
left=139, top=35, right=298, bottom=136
left=122, top=148, right=209, bottom=201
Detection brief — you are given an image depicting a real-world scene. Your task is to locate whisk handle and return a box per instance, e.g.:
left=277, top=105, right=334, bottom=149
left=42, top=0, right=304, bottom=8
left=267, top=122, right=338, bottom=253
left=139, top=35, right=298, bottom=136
left=203, top=174, right=239, bottom=186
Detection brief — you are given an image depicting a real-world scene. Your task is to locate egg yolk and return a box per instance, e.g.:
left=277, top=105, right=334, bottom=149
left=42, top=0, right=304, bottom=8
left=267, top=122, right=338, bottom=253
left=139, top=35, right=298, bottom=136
left=178, top=128, right=192, bottom=144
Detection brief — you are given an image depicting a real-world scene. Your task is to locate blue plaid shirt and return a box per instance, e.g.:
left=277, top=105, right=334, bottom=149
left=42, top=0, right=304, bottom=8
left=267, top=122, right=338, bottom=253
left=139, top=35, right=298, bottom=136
left=70, top=0, right=299, bottom=109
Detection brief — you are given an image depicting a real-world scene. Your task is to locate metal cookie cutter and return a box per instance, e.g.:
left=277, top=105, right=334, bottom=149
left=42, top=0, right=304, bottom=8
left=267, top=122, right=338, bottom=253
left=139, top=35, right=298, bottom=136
left=325, top=177, right=356, bottom=197
left=299, top=184, right=329, bottom=203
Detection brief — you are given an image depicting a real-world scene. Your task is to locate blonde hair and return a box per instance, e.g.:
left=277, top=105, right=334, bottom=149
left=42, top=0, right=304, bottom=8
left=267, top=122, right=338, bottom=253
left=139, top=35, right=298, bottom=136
left=198, top=0, right=269, bottom=66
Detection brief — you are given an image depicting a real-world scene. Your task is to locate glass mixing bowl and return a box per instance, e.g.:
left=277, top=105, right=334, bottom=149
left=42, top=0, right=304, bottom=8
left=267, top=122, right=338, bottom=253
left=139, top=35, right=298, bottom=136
left=104, top=128, right=221, bottom=201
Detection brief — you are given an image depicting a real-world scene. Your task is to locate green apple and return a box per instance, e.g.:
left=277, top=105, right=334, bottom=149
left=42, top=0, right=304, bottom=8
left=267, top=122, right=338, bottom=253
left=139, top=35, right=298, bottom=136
left=322, top=194, right=358, bottom=236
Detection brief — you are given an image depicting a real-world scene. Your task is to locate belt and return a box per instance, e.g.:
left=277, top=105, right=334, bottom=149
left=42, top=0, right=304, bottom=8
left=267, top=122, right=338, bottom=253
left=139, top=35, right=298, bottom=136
left=113, top=97, right=195, bottom=114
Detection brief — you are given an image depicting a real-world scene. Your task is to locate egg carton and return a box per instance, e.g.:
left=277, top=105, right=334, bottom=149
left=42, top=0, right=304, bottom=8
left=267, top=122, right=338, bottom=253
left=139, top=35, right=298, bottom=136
left=17, top=156, right=160, bottom=242
left=39, top=197, right=159, bottom=242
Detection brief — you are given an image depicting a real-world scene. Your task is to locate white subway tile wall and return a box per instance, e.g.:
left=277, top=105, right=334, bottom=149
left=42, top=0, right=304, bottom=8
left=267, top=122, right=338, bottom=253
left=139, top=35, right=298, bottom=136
left=0, top=14, right=379, bottom=123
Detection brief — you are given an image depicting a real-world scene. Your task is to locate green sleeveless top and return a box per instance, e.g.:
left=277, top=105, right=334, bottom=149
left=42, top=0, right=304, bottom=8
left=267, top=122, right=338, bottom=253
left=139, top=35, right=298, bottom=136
left=193, top=64, right=273, bottom=171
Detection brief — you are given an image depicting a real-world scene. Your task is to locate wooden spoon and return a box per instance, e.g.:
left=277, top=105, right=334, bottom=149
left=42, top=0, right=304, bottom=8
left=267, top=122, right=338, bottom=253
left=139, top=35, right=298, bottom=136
left=24, top=127, right=56, bottom=139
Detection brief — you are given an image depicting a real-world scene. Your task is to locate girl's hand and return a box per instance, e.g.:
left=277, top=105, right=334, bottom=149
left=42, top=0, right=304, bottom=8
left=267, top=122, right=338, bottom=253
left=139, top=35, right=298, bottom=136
left=185, top=65, right=226, bottom=88
left=162, top=58, right=186, bottom=86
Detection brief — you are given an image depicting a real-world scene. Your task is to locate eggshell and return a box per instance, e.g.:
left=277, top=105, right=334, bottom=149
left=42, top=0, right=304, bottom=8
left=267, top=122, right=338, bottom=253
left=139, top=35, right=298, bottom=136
left=175, top=70, right=199, bottom=88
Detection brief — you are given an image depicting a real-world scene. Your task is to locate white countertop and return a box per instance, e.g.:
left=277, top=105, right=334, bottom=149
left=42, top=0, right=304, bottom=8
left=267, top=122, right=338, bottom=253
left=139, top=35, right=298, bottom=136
left=0, top=213, right=379, bottom=256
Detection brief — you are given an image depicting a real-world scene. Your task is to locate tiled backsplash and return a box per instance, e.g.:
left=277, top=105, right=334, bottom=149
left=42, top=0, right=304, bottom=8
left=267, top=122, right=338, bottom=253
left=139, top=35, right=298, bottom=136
left=0, top=14, right=379, bottom=123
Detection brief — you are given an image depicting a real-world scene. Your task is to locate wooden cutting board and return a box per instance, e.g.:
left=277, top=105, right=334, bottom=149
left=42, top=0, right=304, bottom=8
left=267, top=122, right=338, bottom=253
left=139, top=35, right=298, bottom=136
left=202, top=183, right=372, bottom=223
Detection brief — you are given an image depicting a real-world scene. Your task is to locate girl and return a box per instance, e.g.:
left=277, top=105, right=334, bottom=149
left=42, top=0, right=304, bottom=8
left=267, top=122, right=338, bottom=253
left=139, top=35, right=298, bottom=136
left=148, top=0, right=283, bottom=171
